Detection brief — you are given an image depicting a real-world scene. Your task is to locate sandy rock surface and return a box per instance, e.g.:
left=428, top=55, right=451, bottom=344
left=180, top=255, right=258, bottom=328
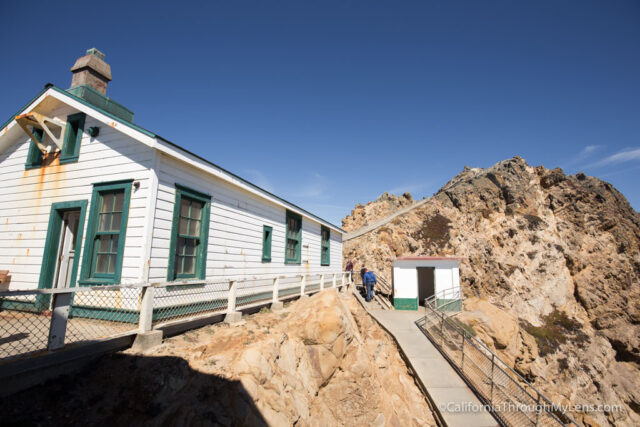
left=342, top=192, right=414, bottom=232
left=343, top=156, right=640, bottom=426
left=0, top=290, right=435, bottom=426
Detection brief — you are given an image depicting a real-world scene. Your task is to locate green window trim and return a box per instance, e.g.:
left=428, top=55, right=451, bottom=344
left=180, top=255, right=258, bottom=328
left=25, top=127, right=44, bottom=169
left=262, top=225, right=273, bottom=262
left=59, top=112, right=85, bottom=164
left=285, top=210, right=302, bottom=264
left=321, top=225, right=330, bottom=266
left=79, top=180, right=133, bottom=285
left=167, top=184, right=211, bottom=281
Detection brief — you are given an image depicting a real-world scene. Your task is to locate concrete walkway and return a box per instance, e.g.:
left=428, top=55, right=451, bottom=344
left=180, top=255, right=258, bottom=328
left=358, top=297, right=498, bottom=426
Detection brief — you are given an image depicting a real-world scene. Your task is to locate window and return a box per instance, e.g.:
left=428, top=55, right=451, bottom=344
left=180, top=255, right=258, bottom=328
left=80, top=180, right=132, bottom=284
left=167, top=185, right=211, bottom=280
left=59, top=112, right=85, bottom=164
left=262, top=225, right=272, bottom=262
left=285, top=210, right=301, bottom=264
left=25, top=127, right=44, bottom=169
left=321, top=226, right=330, bottom=266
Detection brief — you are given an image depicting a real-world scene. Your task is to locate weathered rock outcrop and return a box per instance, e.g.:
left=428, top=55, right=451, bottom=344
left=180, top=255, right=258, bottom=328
left=0, top=290, right=435, bottom=426
left=343, top=157, right=640, bottom=426
left=342, top=191, right=414, bottom=232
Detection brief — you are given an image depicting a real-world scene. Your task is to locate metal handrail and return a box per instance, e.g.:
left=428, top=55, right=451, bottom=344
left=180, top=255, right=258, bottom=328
left=418, top=303, right=580, bottom=426
left=376, top=276, right=392, bottom=294
left=425, top=287, right=462, bottom=312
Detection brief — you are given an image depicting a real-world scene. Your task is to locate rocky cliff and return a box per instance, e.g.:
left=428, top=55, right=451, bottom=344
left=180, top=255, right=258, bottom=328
left=342, top=192, right=414, bottom=232
left=0, top=290, right=435, bottom=426
left=343, top=157, right=640, bottom=426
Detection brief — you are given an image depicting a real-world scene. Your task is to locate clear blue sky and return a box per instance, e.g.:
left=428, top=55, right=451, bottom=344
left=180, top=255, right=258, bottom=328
left=2, top=1, right=639, bottom=225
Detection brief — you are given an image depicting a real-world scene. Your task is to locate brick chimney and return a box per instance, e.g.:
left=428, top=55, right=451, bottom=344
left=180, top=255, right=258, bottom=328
left=70, top=48, right=112, bottom=95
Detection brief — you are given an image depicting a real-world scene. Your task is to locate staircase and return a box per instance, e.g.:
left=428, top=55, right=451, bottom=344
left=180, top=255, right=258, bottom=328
left=343, top=197, right=431, bottom=241
left=355, top=275, right=394, bottom=310
left=418, top=289, right=579, bottom=427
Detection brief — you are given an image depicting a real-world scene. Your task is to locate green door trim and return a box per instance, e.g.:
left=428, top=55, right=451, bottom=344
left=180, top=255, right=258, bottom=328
left=36, top=200, right=88, bottom=311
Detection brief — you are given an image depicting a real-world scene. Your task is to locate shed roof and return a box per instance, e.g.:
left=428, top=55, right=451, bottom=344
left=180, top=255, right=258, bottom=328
left=395, top=256, right=461, bottom=261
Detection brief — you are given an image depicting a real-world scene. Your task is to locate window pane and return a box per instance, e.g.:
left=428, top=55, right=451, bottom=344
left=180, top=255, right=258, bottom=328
left=108, top=255, right=117, bottom=274
left=110, top=213, right=122, bottom=232
left=113, top=192, right=124, bottom=212
left=184, top=239, right=197, bottom=256
left=101, top=193, right=114, bottom=213
left=177, top=237, right=186, bottom=256
left=180, top=199, right=190, bottom=217
left=98, top=235, right=111, bottom=252
left=98, top=213, right=111, bottom=231
left=95, top=254, right=108, bottom=273
left=188, top=219, right=200, bottom=236
left=287, top=239, right=297, bottom=259
left=110, top=235, right=119, bottom=253
left=190, top=202, right=202, bottom=220
left=182, top=256, right=194, bottom=274
left=178, top=217, right=189, bottom=235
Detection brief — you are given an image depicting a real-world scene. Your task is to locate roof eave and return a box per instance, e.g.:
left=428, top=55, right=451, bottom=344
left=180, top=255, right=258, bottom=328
left=1, top=85, right=345, bottom=234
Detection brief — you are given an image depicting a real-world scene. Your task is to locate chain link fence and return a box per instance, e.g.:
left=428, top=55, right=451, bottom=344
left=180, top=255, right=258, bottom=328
left=152, top=281, right=229, bottom=326
left=0, top=287, right=141, bottom=363
left=0, top=294, right=51, bottom=361
left=417, top=301, right=579, bottom=426
left=1, top=272, right=352, bottom=363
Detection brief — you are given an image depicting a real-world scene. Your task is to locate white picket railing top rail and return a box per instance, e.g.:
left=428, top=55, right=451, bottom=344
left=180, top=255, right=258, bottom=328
left=0, top=271, right=352, bottom=298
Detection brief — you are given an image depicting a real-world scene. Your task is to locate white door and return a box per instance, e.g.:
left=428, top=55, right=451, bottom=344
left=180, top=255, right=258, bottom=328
left=53, top=210, right=80, bottom=290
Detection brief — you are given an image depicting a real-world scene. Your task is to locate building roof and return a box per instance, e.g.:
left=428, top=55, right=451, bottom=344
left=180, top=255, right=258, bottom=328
left=395, top=256, right=461, bottom=261
left=0, top=84, right=345, bottom=233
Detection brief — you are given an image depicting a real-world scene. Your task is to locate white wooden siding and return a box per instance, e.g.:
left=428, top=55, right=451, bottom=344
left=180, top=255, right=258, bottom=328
left=0, top=104, right=154, bottom=290
left=149, top=153, right=343, bottom=282
left=0, top=95, right=344, bottom=296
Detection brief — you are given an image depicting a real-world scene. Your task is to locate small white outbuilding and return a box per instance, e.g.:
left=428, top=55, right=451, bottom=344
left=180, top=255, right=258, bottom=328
left=392, top=256, right=461, bottom=310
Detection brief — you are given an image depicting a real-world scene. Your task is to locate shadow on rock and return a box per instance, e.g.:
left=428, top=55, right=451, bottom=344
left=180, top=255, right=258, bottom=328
left=0, top=353, right=267, bottom=426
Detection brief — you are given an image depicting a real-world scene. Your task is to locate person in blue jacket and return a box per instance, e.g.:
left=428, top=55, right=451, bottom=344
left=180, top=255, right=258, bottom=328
left=363, top=269, right=377, bottom=302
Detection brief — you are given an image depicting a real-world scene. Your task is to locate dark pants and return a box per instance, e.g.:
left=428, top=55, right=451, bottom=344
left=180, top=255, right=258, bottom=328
left=366, top=283, right=374, bottom=302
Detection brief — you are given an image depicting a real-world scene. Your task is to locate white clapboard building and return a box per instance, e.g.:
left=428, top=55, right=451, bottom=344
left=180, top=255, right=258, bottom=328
left=392, top=256, right=461, bottom=311
left=0, top=49, right=344, bottom=319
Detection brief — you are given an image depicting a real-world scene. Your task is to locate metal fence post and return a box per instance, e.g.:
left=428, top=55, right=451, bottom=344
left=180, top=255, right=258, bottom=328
left=138, top=285, right=154, bottom=333
left=535, top=393, right=541, bottom=426
left=300, top=275, right=306, bottom=297
left=227, top=280, right=237, bottom=313
left=48, top=291, right=72, bottom=351
left=490, top=353, right=495, bottom=403
left=272, top=277, right=279, bottom=304
left=439, top=312, right=445, bottom=345
left=320, top=274, right=324, bottom=290
left=461, top=333, right=465, bottom=372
